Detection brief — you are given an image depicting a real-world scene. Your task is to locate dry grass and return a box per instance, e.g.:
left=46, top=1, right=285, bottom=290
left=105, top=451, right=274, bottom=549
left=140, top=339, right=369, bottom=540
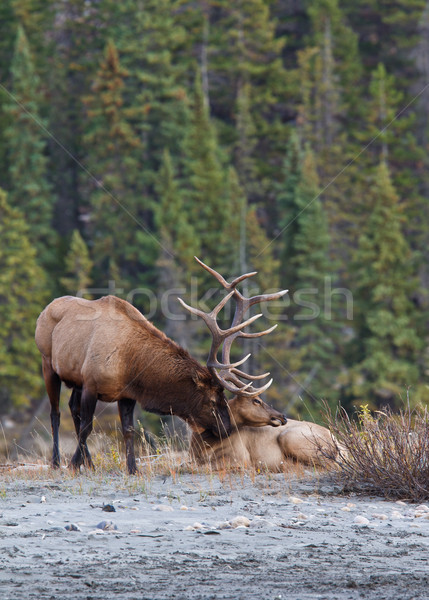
left=326, top=403, right=429, bottom=502
left=0, top=422, right=321, bottom=500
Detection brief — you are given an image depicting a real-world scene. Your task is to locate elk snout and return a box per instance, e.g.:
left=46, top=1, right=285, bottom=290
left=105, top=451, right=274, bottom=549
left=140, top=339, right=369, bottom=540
left=270, top=413, right=287, bottom=427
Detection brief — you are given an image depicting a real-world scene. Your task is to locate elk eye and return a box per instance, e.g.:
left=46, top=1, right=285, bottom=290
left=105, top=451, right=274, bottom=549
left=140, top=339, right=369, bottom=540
left=253, top=399, right=262, bottom=406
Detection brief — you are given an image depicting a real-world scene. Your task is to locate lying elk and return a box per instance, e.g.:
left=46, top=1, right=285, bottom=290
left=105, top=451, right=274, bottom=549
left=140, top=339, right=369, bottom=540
left=181, top=274, right=338, bottom=470
left=35, top=257, right=287, bottom=473
left=190, top=396, right=340, bottom=470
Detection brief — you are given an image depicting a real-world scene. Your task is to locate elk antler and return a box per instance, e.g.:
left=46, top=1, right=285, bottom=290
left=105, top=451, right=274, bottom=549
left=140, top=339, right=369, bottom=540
left=178, top=257, right=288, bottom=398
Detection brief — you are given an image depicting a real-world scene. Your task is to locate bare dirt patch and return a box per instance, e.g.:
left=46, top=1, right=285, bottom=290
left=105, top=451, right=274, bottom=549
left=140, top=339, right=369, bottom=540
left=1, top=468, right=428, bottom=600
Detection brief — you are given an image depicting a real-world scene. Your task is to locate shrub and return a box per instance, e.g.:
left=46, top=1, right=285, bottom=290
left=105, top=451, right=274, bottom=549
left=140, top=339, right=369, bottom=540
left=326, top=403, right=429, bottom=502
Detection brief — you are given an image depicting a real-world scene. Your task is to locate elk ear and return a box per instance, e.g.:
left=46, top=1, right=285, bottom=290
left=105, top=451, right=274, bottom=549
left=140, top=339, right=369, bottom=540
left=192, top=371, right=211, bottom=390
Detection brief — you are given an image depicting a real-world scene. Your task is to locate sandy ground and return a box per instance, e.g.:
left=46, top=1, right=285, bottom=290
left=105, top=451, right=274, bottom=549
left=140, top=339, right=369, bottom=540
left=1, top=468, right=429, bottom=600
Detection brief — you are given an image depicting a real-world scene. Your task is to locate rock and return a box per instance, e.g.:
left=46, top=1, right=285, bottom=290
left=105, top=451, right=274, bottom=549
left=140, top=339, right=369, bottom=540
left=289, top=497, right=304, bottom=505
left=65, top=523, right=81, bottom=532
left=96, top=520, right=118, bottom=531
left=230, top=516, right=251, bottom=528
left=249, top=519, right=275, bottom=529
left=102, top=504, right=116, bottom=513
left=354, top=516, right=370, bottom=526
left=416, top=504, right=429, bottom=513
left=180, top=506, right=189, bottom=511
left=217, top=521, right=232, bottom=530
left=372, top=513, right=388, bottom=520
left=391, top=511, right=404, bottom=520
left=152, top=504, right=174, bottom=512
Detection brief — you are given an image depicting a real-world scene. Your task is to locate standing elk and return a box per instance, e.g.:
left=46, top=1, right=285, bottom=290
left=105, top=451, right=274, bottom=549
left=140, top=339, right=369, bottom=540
left=35, top=257, right=287, bottom=473
left=189, top=395, right=340, bottom=470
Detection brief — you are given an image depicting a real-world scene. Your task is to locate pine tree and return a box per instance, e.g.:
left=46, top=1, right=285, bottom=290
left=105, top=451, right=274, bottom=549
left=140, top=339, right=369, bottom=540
left=275, top=140, right=341, bottom=416
left=182, top=74, right=231, bottom=279
left=83, top=40, right=158, bottom=289
left=101, top=0, right=189, bottom=181
left=47, top=0, right=103, bottom=238
left=346, top=161, right=423, bottom=408
left=4, top=26, right=55, bottom=270
left=155, top=149, right=198, bottom=271
left=60, top=230, right=93, bottom=295
left=0, top=188, right=47, bottom=411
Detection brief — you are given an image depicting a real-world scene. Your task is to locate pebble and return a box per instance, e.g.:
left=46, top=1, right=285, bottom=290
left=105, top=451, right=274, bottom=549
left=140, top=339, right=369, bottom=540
left=96, top=520, right=118, bottom=531
left=40, top=496, right=46, bottom=503
left=249, top=519, right=275, bottom=529
left=296, top=513, right=308, bottom=520
left=416, top=504, right=429, bottom=513
left=65, top=523, right=81, bottom=532
left=88, top=530, right=106, bottom=538
left=102, top=504, right=116, bottom=513
left=391, top=511, right=404, bottom=520
left=354, top=516, right=370, bottom=526
left=230, top=516, right=251, bottom=528
left=341, top=507, right=351, bottom=512
left=289, top=497, right=304, bottom=505
left=414, top=511, right=429, bottom=520
left=372, top=513, right=388, bottom=520
left=152, top=504, right=174, bottom=512
left=184, top=522, right=204, bottom=531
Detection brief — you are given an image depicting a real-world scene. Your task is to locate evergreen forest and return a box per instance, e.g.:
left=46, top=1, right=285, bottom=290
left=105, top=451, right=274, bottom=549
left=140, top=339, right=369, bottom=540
left=1, top=0, right=429, bottom=427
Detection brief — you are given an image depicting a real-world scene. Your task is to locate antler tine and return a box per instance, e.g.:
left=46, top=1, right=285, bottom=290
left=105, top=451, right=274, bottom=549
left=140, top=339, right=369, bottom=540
left=214, top=372, right=274, bottom=398
left=178, top=294, right=262, bottom=373
left=231, top=367, right=270, bottom=381
left=181, top=257, right=288, bottom=399
left=217, top=285, right=287, bottom=398
left=194, top=256, right=257, bottom=291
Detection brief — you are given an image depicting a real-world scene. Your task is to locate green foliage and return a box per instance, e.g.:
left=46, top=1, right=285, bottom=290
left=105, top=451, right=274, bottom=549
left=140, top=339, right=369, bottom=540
left=3, top=26, right=55, bottom=270
left=60, top=230, right=93, bottom=295
left=0, top=188, right=47, bottom=410
left=345, top=162, right=423, bottom=408
left=82, top=39, right=158, bottom=288
left=1, top=1, right=429, bottom=424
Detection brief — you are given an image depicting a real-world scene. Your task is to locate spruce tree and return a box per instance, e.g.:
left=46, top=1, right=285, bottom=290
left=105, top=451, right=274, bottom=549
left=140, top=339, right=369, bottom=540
left=101, top=0, right=189, bottom=181
left=155, top=149, right=198, bottom=272
left=0, top=188, right=46, bottom=410
left=4, top=26, right=55, bottom=270
left=83, top=40, right=157, bottom=289
left=275, top=140, right=341, bottom=415
left=60, top=230, right=93, bottom=295
left=182, top=74, right=231, bottom=280
left=347, top=161, right=423, bottom=408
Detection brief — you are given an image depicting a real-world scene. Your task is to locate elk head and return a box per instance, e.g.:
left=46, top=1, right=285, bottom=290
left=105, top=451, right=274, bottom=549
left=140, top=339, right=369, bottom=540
left=179, top=257, right=288, bottom=436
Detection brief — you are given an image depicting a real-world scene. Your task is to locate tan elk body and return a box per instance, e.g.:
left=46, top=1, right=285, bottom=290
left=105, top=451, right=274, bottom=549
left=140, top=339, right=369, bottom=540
left=190, top=396, right=339, bottom=471
left=35, top=258, right=287, bottom=473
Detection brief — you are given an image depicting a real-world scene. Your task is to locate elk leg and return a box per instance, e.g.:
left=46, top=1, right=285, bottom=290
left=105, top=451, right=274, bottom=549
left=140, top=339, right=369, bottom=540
left=42, top=357, right=62, bottom=468
left=68, top=388, right=92, bottom=466
left=70, top=387, right=97, bottom=471
left=118, top=398, right=138, bottom=475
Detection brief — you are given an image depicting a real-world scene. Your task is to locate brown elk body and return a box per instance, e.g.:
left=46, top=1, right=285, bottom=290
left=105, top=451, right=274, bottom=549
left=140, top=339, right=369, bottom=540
left=35, top=295, right=234, bottom=473
left=190, top=397, right=339, bottom=471
left=35, top=259, right=287, bottom=474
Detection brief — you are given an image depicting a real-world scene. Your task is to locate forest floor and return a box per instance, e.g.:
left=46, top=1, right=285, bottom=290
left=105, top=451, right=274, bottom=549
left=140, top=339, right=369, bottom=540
left=0, top=464, right=428, bottom=600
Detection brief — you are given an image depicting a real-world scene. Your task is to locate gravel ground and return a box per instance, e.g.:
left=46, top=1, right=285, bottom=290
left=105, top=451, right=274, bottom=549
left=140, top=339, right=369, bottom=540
left=1, top=469, right=429, bottom=600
